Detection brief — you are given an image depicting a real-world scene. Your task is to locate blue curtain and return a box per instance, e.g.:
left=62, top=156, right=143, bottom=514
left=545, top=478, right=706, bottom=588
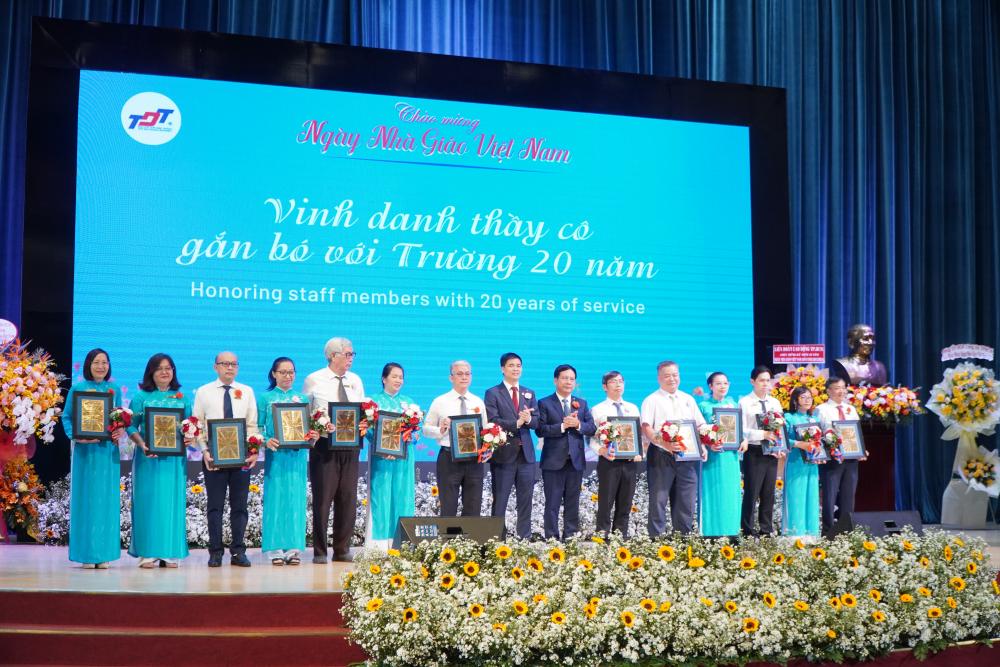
left=2, top=1, right=998, bottom=521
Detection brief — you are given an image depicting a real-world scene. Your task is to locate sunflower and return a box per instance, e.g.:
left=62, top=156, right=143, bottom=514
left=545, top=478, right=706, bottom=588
left=402, top=607, right=418, bottom=623
left=620, top=610, right=636, bottom=627
left=548, top=547, right=565, bottom=563
left=512, top=600, right=528, bottom=615
left=657, top=545, right=676, bottom=562
left=591, top=493, right=598, bottom=502
left=739, top=557, right=757, bottom=570
left=827, top=629, right=838, bottom=638
left=440, top=547, right=457, bottom=564
left=972, top=550, right=984, bottom=562
left=688, top=557, right=706, bottom=568
left=659, top=600, right=672, bottom=612
left=794, top=538, right=806, bottom=550
left=369, top=564, right=381, bottom=575
left=578, top=558, right=593, bottom=570
left=993, top=580, right=1000, bottom=595
left=719, top=545, right=735, bottom=560
left=420, top=565, right=429, bottom=579
left=899, top=594, right=914, bottom=603
left=631, top=505, right=639, bottom=513
left=440, top=573, right=456, bottom=589
left=365, top=598, right=383, bottom=612
left=616, top=547, right=631, bottom=563
left=527, top=557, right=544, bottom=572
left=511, top=567, right=524, bottom=581
left=917, top=587, right=931, bottom=597
left=430, top=485, right=439, bottom=497
left=389, top=574, right=405, bottom=588
left=849, top=557, right=860, bottom=569
left=862, top=540, right=877, bottom=552
left=952, top=536, right=965, bottom=547
left=967, top=561, right=978, bottom=574
left=533, top=593, right=548, bottom=604
left=810, top=547, right=826, bottom=561
left=550, top=611, right=567, bottom=624
left=763, top=592, right=777, bottom=608
left=772, top=553, right=786, bottom=565
left=775, top=479, right=784, bottom=490
left=947, top=597, right=958, bottom=609
left=840, top=593, right=857, bottom=608
left=869, top=589, right=882, bottom=602
left=949, top=577, right=966, bottom=591
left=463, top=561, right=480, bottom=577
left=387, top=548, right=401, bottom=557
left=493, top=622, right=507, bottom=632
left=591, top=535, right=605, bottom=544
left=584, top=603, right=597, bottom=619
left=724, top=600, right=738, bottom=613
left=927, top=607, right=943, bottom=619
left=343, top=572, right=353, bottom=589
left=742, top=617, right=760, bottom=633
left=699, top=597, right=714, bottom=607
left=919, top=556, right=930, bottom=568
left=190, top=484, right=205, bottom=494
left=249, top=484, right=261, bottom=493
left=871, top=610, right=887, bottom=623
left=469, top=603, right=485, bottom=617
left=628, top=556, right=645, bottom=570
left=943, top=545, right=953, bottom=562
left=828, top=597, right=842, bottom=610
left=640, top=598, right=656, bottom=613
left=495, top=544, right=512, bottom=559
left=793, top=600, right=809, bottom=612
left=589, top=596, right=601, bottom=606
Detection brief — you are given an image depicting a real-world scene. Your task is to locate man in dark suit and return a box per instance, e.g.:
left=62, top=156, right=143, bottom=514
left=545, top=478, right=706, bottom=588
left=484, top=352, right=539, bottom=540
left=536, top=364, right=596, bottom=541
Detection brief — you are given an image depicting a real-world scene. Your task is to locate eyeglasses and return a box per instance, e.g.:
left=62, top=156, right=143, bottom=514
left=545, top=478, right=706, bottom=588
left=274, top=370, right=295, bottom=376
left=452, top=371, right=472, bottom=378
left=216, top=361, right=239, bottom=368
left=336, top=352, right=357, bottom=359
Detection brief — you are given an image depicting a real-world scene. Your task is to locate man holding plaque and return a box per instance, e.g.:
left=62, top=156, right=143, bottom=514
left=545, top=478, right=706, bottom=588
left=302, top=337, right=367, bottom=563
left=640, top=360, right=706, bottom=537
left=192, top=351, right=259, bottom=568
left=738, top=365, right=786, bottom=538
left=817, top=376, right=863, bottom=537
left=589, top=371, right=642, bottom=538
left=485, top=352, right=539, bottom=540
left=424, top=360, right=487, bottom=517
left=536, top=364, right=596, bottom=541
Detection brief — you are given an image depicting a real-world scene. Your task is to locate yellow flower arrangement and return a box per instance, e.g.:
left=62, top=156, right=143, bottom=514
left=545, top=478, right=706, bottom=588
left=719, top=545, right=735, bottom=560
left=494, top=544, right=512, bottom=559
left=440, top=547, right=456, bottom=563
left=770, top=365, right=828, bottom=411
left=871, top=610, right=886, bottom=623
left=762, top=592, right=777, bottom=608
left=533, top=593, right=547, bottom=604
left=657, top=545, right=676, bottom=561
left=527, top=557, right=544, bottom=572
left=810, top=547, right=826, bottom=561
left=927, top=363, right=1000, bottom=428
left=917, top=587, right=931, bottom=597
left=640, top=598, right=656, bottom=613
left=369, top=564, right=381, bottom=575
left=389, top=574, right=405, bottom=588
left=628, top=556, right=645, bottom=570
left=548, top=547, right=565, bottom=563
left=512, top=600, right=528, bottom=615
left=869, top=589, right=882, bottom=602
left=724, top=600, right=738, bottom=613
left=577, top=559, right=593, bottom=570
left=793, top=600, right=809, bottom=611
left=0, top=340, right=64, bottom=446
left=365, top=598, right=383, bottom=612
left=402, top=608, right=418, bottom=623
left=840, top=593, right=857, bottom=608
left=742, top=617, right=760, bottom=633
left=463, top=561, right=480, bottom=576
left=616, top=547, right=631, bottom=563
left=659, top=600, right=672, bottom=612
left=739, top=557, right=757, bottom=570
left=492, top=622, right=507, bottom=632
left=949, top=576, right=966, bottom=591
left=511, top=567, right=524, bottom=581
left=190, top=484, right=205, bottom=494
left=863, top=540, right=877, bottom=552
left=899, top=594, right=914, bottom=603
left=0, top=457, right=44, bottom=534
left=550, top=611, right=566, bottom=624
left=620, top=610, right=636, bottom=627
left=440, top=573, right=455, bottom=589
left=468, top=603, right=484, bottom=617
left=927, top=607, right=943, bottom=619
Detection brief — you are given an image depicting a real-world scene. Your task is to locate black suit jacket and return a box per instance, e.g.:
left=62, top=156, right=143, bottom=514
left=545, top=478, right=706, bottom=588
left=484, top=383, right=539, bottom=464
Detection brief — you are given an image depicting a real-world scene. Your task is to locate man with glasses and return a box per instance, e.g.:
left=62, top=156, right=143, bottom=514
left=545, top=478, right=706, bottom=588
left=192, top=351, right=259, bottom=567
left=303, top=337, right=367, bottom=563
left=424, top=360, right=487, bottom=516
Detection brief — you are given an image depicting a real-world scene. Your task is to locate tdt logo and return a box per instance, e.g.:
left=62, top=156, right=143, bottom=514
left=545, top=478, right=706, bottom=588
left=120, top=92, right=182, bottom=145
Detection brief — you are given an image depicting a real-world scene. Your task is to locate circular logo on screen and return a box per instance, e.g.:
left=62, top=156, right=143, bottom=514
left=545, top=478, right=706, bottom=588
left=121, top=92, right=181, bottom=145
left=0, top=319, right=17, bottom=346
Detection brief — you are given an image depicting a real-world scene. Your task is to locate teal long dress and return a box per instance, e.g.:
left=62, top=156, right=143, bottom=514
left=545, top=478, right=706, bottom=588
left=127, top=389, right=192, bottom=560
left=62, top=380, right=122, bottom=564
left=257, top=387, right=310, bottom=555
left=366, top=390, right=417, bottom=546
left=697, top=396, right=741, bottom=537
left=782, top=411, right=821, bottom=538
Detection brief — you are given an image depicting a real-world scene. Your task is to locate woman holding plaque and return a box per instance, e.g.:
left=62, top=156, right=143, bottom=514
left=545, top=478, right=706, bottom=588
left=257, top=357, right=318, bottom=566
left=782, top=386, right=822, bottom=540
left=365, top=363, right=418, bottom=551
left=697, top=372, right=744, bottom=537
left=60, top=348, right=123, bottom=568
left=126, top=353, right=193, bottom=567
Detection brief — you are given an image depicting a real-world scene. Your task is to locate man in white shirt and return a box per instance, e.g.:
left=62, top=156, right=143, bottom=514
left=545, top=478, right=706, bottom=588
left=737, top=365, right=787, bottom=537
left=192, top=351, right=259, bottom=568
left=589, top=371, right=642, bottom=538
left=816, top=376, right=863, bottom=537
left=423, top=360, right=488, bottom=517
left=640, top=360, right=705, bottom=536
left=302, top=337, right=367, bottom=563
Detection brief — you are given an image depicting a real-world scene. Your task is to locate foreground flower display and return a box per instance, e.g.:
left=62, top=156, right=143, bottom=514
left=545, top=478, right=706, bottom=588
left=927, top=362, right=1000, bottom=480
left=847, top=384, right=924, bottom=425
left=0, top=339, right=64, bottom=447
left=343, top=530, right=999, bottom=666
left=770, top=365, right=829, bottom=411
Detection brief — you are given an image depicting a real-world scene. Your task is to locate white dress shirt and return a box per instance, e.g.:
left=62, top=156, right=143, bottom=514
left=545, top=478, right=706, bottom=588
left=816, top=400, right=860, bottom=431
left=640, top=389, right=706, bottom=445
left=302, top=368, right=366, bottom=414
left=738, top=392, right=785, bottom=443
left=589, top=397, right=640, bottom=454
left=192, top=380, right=259, bottom=448
left=423, top=389, right=487, bottom=447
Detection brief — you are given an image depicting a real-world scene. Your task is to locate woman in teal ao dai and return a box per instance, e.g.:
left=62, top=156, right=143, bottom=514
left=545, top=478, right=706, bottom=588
left=782, top=386, right=823, bottom=539
left=697, top=372, right=746, bottom=537
left=366, top=363, right=418, bottom=551
left=126, top=353, right=192, bottom=567
left=258, top=357, right=318, bottom=565
left=61, top=348, right=123, bottom=567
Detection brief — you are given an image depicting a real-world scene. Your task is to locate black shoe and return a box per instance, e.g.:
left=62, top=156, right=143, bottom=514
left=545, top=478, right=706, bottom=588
left=332, top=552, right=353, bottom=562
left=231, top=554, right=251, bottom=567
left=312, top=555, right=328, bottom=564
left=208, top=554, right=222, bottom=568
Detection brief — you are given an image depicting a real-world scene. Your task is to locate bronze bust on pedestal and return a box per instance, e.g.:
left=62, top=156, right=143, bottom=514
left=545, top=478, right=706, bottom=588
left=831, top=323, right=888, bottom=386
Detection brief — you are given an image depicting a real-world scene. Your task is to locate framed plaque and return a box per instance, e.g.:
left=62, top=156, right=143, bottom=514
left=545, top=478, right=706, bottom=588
left=144, top=406, right=185, bottom=456
left=207, top=418, right=248, bottom=468
left=608, top=416, right=643, bottom=460
left=712, top=407, right=743, bottom=451
left=373, top=411, right=406, bottom=459
left=673, top=420, right=703, bottom=462
left=271, top=402, right=312, bottom=449
left=792, top=421, right=827, bottom=463
left=72, top=390, right=112, bottom=440
left=832, top=420, right=866, bottom=460
left=757, top=414, right=788, bottom=456
left=448, top=414, right=483, bottom=462
left=327, top=401, right=363, bottom=448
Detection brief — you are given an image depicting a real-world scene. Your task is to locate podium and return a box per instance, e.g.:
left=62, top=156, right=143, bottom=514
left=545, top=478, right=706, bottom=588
left=854, top=422, right=895, bottom=511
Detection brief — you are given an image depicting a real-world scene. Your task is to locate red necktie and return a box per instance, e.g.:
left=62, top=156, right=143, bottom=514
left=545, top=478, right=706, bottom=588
left=511, top=386, right=519, bottom=412
left=838, top=405, right=846, bottom=420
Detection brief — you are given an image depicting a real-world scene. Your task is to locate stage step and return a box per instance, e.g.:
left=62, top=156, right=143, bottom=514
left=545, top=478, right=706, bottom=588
left=0, top=591, right=366, bottom=666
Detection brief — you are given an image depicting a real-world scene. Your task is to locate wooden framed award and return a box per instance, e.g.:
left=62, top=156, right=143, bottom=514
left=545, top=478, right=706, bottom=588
left=144, top=406, right=185, bottom=456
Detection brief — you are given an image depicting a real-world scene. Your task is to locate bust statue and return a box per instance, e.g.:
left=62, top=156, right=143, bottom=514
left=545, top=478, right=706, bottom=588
left=831, top=323, right=888, bottom=386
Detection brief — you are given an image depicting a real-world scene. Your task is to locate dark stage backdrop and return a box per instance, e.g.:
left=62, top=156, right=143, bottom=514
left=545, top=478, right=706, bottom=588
left=2, top=1, right=999, bottom=522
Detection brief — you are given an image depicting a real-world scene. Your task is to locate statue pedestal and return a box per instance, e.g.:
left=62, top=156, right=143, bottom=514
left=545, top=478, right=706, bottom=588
left=854, top=422, right=895, bottom=511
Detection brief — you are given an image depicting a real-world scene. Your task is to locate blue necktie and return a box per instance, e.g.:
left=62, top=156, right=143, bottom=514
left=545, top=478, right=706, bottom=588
left=223, top=385, right=234, bottom=419
left=614, top=402, right=623, bottom=416
left=562, top=398, right=570, bottom=416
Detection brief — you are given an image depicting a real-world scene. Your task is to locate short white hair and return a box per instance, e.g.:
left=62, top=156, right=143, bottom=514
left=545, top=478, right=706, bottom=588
left=323, top=337, right=353, bottom=361
left=450, top=360, right=471, bottom=374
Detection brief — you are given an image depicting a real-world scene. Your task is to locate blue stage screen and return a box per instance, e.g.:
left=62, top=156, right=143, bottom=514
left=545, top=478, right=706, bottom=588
left=73, top=70, right=754, bottom=460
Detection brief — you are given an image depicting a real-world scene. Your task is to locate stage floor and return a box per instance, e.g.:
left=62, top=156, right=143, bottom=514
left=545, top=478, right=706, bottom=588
left=2, top=525, right=997, bottom=597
